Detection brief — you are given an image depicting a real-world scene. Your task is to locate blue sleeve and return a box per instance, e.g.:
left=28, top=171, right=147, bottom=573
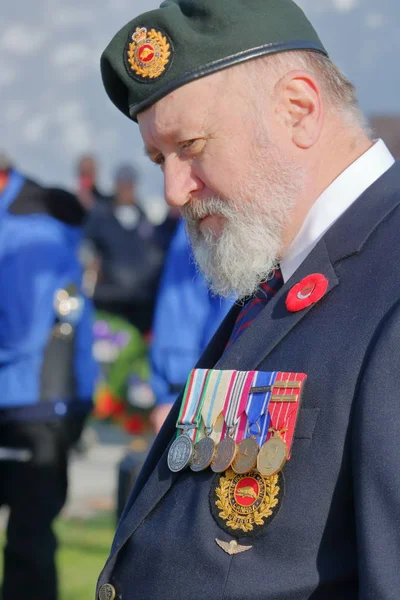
left=150, top=220, right=233, bottom=405
left=59, top=228, right=99, bottom=402
left=74, top=295, right=99, bottom=402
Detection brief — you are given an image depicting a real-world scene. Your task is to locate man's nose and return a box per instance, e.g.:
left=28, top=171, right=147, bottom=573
left=163, top=157, right=203, bottom=208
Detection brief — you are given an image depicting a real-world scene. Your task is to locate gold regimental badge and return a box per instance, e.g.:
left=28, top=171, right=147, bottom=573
left=127, top=27, right=171, bottom=80
left=210, top=469, right=283, bottom=537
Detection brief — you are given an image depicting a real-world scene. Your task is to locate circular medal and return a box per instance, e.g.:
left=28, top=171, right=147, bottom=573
left=231, top=437, right=259, bottom=474
left=190, top=436, right=216, bottom=472
left=167, top=433, right=193, bottom=472
left=211, top=437, right=238, bottom=473
left=257, top=436, right=287, bottom=476
left=210, top=468, right=284, bottom=537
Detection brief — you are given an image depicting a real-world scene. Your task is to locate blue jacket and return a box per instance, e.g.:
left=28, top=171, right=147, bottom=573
left=98, top=163, right=400, bottom=599
left=150, top=219, right=233, bottom=405
left=0, top=170, right=98, bottom=421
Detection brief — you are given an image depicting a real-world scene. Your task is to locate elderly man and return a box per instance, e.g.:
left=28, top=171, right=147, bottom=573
left=97, top=1, right=399, bottom=598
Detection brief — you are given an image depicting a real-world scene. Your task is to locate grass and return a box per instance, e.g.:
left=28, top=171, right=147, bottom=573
left=0, top=511, right=116, bottom=600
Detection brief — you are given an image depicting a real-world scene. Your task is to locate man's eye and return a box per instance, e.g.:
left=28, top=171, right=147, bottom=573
left=181, top=139, right=196, bottom=150
left=179, top=139, right=205, bottom=155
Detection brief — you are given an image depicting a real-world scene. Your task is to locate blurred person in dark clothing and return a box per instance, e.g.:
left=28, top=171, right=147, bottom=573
left=84, top=164, right=164, bottom=334
left=76, top=154, right=110, bottom=210
left=0, top=156, right=98, bottom=600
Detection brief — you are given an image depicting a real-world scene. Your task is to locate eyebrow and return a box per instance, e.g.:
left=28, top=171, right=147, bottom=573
left=143, top=129, right=205, bottom=161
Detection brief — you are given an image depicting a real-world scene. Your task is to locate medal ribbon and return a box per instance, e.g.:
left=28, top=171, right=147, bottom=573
left=265, top=371, right=307, bottom=457
left=176, top=368, right=211, bottom=442
left=239, top=371, right=277, bottom=445
left=221, top=370, right=256, bottom=440
left=196, top=370, right=236, bottom=443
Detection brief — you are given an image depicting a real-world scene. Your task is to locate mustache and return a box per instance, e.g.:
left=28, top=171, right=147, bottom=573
left=181, top=196, right=234, bottom=222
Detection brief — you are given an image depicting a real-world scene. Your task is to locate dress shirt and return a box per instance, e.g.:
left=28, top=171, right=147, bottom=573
left=280, top=139, right=395, bottom=282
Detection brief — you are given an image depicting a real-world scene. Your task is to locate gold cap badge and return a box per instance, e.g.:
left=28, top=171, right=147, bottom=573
left=127, top=27, right=171, bottom=80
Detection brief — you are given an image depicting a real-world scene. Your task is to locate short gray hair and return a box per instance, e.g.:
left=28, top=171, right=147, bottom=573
left=240, top=50, right=371, bottom=135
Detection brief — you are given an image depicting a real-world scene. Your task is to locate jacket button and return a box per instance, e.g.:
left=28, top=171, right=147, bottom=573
left=99, top=583, right=116, bottom=600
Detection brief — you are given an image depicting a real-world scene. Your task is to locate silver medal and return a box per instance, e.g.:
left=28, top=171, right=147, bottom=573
left=167, top=433, right=194, bottom=472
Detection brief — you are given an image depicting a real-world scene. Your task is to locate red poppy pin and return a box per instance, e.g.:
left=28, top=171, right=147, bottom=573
left=286, top=273, right=328, bottom=312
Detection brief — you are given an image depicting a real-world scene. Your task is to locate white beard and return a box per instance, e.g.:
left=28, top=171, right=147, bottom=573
left=182, top=152, right=303, bottom=299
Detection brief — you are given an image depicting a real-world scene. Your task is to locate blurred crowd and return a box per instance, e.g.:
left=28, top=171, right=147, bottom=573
left=0, top=150, right=233, bottom=600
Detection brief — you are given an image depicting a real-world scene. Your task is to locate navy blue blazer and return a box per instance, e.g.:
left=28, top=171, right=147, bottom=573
left=97, top=163, right=400, bottom=599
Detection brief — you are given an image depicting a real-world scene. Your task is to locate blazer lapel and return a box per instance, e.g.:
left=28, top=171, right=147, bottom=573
left=216, top=238, right=339, bottom=371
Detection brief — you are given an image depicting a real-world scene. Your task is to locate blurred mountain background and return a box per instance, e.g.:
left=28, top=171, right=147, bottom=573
left=0, top=0, right=398, bottom=200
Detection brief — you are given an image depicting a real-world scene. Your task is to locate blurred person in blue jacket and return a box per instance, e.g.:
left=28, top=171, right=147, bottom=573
left=0, top=155, right=98, bottom=600
left=150, top=219, right=234, bottom=432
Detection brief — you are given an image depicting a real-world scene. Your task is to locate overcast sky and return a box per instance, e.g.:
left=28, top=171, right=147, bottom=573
left=1, top=0, right=398, bottom=201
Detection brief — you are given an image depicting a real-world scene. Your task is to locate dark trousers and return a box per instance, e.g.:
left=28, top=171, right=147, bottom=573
left=0, top=421, right=70, bottom=600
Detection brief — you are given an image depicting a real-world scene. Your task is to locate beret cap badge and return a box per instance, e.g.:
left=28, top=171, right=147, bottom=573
left=126, top=26, right=172, bottom=81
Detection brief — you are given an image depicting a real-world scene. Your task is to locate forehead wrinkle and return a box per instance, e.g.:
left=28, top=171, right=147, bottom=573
left=157, top=74, right=224, bottom=134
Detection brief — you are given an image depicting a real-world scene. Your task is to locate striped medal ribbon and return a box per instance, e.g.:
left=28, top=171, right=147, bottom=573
left=257, top=371, right=307, bottom=476
left=191, top=370, right=236, bottom=472
left=211, top=370, right=256, bottom=473
left=232, top=371, right=276, bottom=474
left=167, top=368, right=211, bottom=472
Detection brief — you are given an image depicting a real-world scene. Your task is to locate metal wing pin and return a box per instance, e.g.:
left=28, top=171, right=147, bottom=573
left=215, top=538, right=252, bottom=555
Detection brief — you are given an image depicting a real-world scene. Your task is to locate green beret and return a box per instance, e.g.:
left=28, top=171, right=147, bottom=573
left=101, top=0, right=327, bottom=122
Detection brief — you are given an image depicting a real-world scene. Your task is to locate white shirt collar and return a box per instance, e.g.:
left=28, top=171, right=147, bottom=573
left=280, top=139, right=395, bottom=282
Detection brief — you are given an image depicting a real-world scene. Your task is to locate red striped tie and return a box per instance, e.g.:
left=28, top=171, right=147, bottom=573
left=225, top=269, right=283, bottom=350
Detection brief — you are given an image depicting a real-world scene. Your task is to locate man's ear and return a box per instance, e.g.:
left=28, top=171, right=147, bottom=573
left=274, top=70, right=323, bottom=149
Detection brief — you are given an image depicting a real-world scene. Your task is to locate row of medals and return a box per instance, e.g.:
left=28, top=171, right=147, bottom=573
left=168, top=424, right=288, bottom=477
